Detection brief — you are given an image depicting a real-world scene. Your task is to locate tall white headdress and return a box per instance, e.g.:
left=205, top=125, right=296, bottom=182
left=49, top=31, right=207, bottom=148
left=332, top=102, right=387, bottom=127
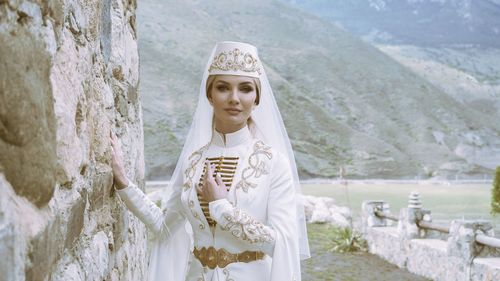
left=207, top=42, right=262, bottom=78
left=152, top=43, right=310, bottom=279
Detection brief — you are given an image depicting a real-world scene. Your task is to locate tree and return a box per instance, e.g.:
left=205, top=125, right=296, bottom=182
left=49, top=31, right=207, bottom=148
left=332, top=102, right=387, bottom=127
left=491, top=167, right=500, bottom=215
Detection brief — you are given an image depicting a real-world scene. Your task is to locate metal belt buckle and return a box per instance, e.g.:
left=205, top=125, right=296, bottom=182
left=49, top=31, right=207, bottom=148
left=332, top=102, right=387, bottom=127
left=206, top=246, right=217, bottom=269
left=194, top=247, right=264, bottom=269
left=217, top=248, right=235, bottom=268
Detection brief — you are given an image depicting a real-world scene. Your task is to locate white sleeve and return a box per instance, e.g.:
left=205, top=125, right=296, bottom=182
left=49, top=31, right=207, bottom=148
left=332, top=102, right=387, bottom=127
left=209, top=198, right=276, bottom=256
left=208, top=153, right=298, bottom=260
left=116, top=180, right=186, bottom=241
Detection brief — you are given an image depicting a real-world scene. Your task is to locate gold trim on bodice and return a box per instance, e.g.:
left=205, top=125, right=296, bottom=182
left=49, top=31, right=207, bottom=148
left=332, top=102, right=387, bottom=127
left=184, top=143, right=210, bottom=230
left=197, top=156, right=239, bottom=226
left=184, top=143, right=210, bottom=191
left=235, top=141, right=273, bottom=193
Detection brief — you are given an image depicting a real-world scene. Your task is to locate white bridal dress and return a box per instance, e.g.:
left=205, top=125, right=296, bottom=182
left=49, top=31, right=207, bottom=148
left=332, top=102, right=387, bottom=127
left=116, top=41, right=310, bottom=281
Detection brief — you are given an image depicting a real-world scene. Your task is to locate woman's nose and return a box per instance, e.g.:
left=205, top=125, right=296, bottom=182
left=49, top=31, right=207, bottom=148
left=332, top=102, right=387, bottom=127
left=228, top=89, right=240, bottom=104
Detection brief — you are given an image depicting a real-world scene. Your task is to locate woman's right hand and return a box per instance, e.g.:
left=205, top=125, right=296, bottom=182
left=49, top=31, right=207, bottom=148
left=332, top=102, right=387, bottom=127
left=198, top=161, right=228, bottom=203
left=110, top=131, right=129, bottom=190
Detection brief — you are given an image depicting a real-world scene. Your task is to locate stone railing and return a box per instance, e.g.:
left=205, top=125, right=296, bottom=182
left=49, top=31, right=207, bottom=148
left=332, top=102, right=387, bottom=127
left=362, top=192, right=500, bottom=281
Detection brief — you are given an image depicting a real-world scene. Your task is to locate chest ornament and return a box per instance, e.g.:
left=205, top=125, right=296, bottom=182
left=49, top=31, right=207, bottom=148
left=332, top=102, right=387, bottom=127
left=235, top=140, right=273, bottom=193
left=198, top=156, right=239, bottom=227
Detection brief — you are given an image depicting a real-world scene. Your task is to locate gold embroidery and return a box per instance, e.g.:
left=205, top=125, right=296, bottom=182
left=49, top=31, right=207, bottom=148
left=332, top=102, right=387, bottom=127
left=209, top=48, right=261, bottom=75
left=189, top=199, right=206, bottom=230
left=223, top=268, right=234, bottom=281
left=235, top=141, right=273, bottom=192
left=197, top=156, right=239, bottom=226
left=183, top=143, right=210, bottom=230
left=183, top=143, right=210, bottom=191
left=221, top=208, right=275, bottom=243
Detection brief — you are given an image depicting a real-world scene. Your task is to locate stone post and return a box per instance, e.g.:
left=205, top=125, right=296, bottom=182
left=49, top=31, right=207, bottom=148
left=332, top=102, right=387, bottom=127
left=362, top=200, right=392, bottom=231
left=447, top=220, right=495, bottom=281
left=398, top=191, right=426, bottom=240
left=448, top=220, right=494, bottom=260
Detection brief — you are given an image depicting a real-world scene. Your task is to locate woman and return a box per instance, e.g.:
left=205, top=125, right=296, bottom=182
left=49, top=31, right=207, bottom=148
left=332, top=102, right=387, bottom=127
left=111, top=41, right=310, bottom=281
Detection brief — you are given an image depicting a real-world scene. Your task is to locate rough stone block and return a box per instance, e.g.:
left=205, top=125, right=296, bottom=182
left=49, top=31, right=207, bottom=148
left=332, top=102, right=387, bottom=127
left=406, top=239, right=448, bottom=280
left=472, top=258, right=500, bottom=281
left=25, top=217, right=63, bottom=281
left=366, top=227, right=406, bottom=268
left=112, top=204, right=129, bottom=251
left=64, top=193, right=87, bottom=250
left=0, top=23, right=57, bottom=207
left=89, top=165, right=113, bottom=211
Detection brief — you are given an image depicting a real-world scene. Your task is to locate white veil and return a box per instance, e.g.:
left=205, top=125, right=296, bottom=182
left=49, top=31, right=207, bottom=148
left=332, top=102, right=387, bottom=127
left=159, top=41, right=310, bottom=264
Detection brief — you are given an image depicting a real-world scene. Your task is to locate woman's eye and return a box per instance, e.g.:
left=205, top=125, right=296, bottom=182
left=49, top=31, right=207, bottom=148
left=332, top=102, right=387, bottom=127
left=240, top=86, right=253, bottom=93
left=216, top=85, right=228, bottom=91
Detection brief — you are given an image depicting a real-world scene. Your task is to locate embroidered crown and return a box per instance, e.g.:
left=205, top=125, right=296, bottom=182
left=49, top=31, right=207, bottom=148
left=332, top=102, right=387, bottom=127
left=208, top=42, right=262, bottom=78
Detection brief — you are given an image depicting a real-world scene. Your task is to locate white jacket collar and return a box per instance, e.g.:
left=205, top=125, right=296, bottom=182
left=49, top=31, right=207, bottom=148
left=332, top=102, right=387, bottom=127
left=211, top=125, right=251, bottom=147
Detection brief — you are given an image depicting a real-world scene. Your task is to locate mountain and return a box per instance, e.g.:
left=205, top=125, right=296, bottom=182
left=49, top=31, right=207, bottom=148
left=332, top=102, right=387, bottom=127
left=137, top=0, right=500, bottom=180
left=280, top=0, right=500, bottom=129
left=283, top=0, right=500, bottom=47
left=375, top=44, right=500, bottom=116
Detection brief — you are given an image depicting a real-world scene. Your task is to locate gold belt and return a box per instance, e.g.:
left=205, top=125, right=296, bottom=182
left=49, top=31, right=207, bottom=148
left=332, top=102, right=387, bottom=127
left=193, top=246, right=265, bottom=269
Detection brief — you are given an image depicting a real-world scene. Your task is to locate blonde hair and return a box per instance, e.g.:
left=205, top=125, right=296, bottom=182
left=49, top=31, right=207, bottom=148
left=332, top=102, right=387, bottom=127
left=206, top=75, right=261, bottom=105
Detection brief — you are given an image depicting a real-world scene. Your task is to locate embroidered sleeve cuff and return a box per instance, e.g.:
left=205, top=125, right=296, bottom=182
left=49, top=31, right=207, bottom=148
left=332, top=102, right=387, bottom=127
left=208, top=198, right=233, bottom=222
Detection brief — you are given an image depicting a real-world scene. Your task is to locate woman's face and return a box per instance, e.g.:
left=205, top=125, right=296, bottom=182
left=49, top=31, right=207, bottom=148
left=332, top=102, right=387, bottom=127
left=207, top=75, right=258, bottom=133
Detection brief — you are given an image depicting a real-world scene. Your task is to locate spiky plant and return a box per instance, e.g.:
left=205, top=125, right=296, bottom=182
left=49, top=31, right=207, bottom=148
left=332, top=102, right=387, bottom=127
left=329, top=226, right=367, bottom=253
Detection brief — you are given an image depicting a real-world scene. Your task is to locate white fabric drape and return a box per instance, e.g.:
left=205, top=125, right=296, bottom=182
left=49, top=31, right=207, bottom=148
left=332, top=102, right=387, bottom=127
left=146, top=42, right=310, bottom=281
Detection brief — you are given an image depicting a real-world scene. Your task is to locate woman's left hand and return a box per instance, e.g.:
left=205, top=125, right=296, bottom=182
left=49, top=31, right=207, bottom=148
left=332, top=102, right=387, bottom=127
left=199, top=162, right=228, bottom=202
left=110, top=131, right=129, bottom=190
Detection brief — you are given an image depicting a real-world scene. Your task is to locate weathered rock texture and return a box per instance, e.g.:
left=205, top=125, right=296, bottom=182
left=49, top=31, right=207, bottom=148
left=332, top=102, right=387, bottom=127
left=0, top=0, right=146, bottom=280
left=302, top=195, right=352, bottom=227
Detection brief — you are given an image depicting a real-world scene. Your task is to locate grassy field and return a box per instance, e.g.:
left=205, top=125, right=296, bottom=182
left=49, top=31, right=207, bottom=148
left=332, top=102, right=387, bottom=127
left=302, top=182, right=499, bottom=225
left=302, top=223, right=430, bottom=281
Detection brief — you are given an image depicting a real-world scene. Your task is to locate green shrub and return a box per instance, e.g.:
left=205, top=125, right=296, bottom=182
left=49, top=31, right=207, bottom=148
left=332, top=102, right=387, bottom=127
left=330, top=226, right=367, bottom=253
left=491, top=166, right=500, bottom=215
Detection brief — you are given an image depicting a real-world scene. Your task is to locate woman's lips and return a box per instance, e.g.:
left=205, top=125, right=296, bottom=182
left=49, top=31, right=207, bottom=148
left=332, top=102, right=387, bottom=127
left=225, top=108, right=242, bottom=115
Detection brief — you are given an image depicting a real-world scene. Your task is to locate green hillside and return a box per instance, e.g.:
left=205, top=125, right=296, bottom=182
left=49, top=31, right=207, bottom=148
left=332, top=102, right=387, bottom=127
left=138, top=0, right=500, bottom=179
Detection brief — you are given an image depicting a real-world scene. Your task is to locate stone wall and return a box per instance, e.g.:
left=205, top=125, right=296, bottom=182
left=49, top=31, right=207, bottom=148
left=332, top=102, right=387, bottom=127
left=362, top=200, right=500, bottom=281
left=0, top=0, right=146, bottom=280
